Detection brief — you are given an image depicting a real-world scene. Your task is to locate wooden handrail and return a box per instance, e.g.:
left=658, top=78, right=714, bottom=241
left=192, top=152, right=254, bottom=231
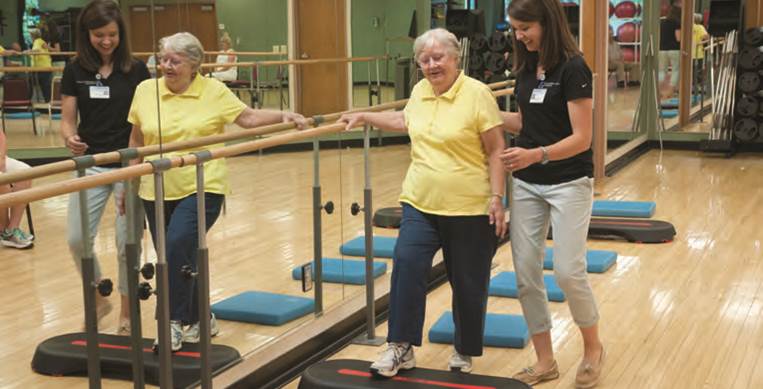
left=0, top=87, right=513, bottom=208
left=0, top=81, right=512, bottom=186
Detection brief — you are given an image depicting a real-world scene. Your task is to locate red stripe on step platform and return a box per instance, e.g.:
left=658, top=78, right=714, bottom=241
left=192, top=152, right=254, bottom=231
left=71, top=340, right=200, bottom=358
left=594, top=220, right=654, bottom=227
left=337, top=369, right=497, bottom=389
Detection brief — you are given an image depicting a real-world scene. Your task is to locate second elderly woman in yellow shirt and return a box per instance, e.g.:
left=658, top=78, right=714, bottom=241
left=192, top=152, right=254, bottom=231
left=128, top=32, right=306, bottom=351
left=340, top=28, right=506, bottom=377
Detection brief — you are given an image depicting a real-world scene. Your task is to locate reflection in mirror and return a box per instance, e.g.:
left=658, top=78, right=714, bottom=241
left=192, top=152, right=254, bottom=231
left=607, top=0, right=644, bottom=150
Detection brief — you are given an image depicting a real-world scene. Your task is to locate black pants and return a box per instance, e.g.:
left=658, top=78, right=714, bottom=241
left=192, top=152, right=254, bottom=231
left=387, top=203, right=498, bottom=356
left=143, top=193, right=224, bottom=324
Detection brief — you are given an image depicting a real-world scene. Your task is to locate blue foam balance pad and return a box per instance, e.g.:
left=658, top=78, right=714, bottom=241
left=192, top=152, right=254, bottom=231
left=340, top=235, right=396, bottom=258
left=292, top=257, right=387, bottom=285
left=50, top=113, right=61, bottom=120
left=543, top=248, right=618, bottom=273
left=660, top=109, right=678, bottom=118
left=489, top=271, right=566, bottom=302
left=5, top=111, right=40, bottom=119
left=212, top=291, right=314, bottom=325
left=592, top=200, right=656, bottom=218
left=429, top=311, right=529, bottom=349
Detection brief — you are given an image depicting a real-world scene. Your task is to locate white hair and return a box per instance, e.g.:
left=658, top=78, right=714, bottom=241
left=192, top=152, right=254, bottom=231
left=413, top=28, right=461, bottom=62
left=159, top=32, right=204, bottom=72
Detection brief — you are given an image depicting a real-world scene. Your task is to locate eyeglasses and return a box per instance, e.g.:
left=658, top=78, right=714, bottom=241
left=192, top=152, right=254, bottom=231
left=158, top=55, right=188, bottom=69
left=417, top=53, right=449, bottom=68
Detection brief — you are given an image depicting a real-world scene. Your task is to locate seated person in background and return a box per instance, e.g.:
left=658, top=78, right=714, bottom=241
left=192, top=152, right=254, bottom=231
left=211, top=32, right=237, bottom=82
left=0, top=130, right=34, bottom=249
left=608, top=26, right=627, bottom=88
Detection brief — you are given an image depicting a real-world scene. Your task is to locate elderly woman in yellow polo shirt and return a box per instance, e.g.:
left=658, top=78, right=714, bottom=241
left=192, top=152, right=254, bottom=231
left=127, top=32, right=306, bottom=351
left=339, top=28, right=506, bottom=377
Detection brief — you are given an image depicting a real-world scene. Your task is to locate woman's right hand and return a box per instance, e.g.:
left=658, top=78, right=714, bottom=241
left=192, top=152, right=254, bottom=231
left=338, top=112, right=366, bottom=131
left=65, top=134, right=88, bottom=156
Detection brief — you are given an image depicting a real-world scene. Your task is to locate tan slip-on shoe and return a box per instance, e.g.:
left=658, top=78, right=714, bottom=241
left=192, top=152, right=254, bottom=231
left=512, top=360, right=560, bottom=386
left=576, top=346, right=606, bottom=388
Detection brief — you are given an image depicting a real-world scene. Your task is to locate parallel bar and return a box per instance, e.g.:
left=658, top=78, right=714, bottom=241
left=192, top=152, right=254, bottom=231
left=312, top=140, right=323, bottom=314
left=195, top=160, right=212, bottom=389
left=153, top=171, right=173, bottom=389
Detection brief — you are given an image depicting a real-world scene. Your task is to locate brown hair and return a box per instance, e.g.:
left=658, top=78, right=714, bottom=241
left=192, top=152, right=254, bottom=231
left=507, top=0, right=581, bottom=74
left=74, top=0, right=133, bottom=73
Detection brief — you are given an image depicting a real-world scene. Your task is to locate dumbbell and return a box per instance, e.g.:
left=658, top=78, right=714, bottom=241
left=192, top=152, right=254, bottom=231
left=96, top=279, right=113, bottom=297
left=140, top=263, right=155, bottom=280
left=733, top=118, right=760, bottom=142
left=739, top=46, right=763, bottom=70
left=138, top=282, right=154, bottom=301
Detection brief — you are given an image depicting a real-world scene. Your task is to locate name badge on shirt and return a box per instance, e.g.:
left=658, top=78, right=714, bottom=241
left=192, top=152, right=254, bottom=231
left=89, top=86, right=110, bottom=99
left=530, top=88, right=547, bottom=104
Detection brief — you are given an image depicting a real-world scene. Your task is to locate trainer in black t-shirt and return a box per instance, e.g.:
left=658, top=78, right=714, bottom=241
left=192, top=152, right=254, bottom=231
left=62, top=59, right=150, bottom=160
left=660, top=18, right=681, bottom=51
left=514, top=54, right=593, bottom=185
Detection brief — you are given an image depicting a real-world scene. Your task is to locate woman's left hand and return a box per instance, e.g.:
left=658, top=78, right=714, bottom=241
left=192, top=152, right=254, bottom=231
left=500, top=147, right=539, bottom=172
left=283, top=112, right=308, bottom=130
left=488, top=197, right=506, bottom=239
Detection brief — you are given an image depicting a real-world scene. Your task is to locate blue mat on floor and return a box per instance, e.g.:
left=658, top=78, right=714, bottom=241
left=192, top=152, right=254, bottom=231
left=4, top=112, right=40, bottom=119
left=592, top=200, right=656, bottom=218
left=428, top=311, right=529, bottom=349
left=543, top=248, right=618, bottom=273
left=340, top=235, right=396, bottom=258
left=292, top=257, right=387, bottom=285
left=660, top=109, right=678, bottom=118
left=211, top=291, right=314, bottom=325
left=489, top=271, right=566, bottom=302
left=51, top=113, right=61, bottom=120
left=661, top=95, right=701, bottom=107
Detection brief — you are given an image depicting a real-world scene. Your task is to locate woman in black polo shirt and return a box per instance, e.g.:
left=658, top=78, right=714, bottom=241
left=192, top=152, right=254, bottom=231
left=501, top=0, right=604, bottom=387
left=61, top=0, right=149, bottom=335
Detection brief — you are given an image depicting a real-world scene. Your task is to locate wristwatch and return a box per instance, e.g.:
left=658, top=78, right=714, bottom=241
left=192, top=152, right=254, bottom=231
left=539, top=146, right=550, bottom=165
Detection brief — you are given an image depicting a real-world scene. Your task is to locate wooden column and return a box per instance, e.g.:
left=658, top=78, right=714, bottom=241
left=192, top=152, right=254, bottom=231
left=746, top=0, right=763, bottom=28
left=581, top=0, right=608, bottom=180
left=678, top=0, right=695, bottom=126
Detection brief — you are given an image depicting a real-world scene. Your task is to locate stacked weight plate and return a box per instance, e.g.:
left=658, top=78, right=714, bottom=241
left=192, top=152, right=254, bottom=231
left=734, top=27, right=763, bottom=142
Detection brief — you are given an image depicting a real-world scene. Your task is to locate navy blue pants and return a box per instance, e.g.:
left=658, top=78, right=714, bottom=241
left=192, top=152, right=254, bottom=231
left=144, top=192, right=224, bottom=324
left=387, top=203, right=497, bottom=356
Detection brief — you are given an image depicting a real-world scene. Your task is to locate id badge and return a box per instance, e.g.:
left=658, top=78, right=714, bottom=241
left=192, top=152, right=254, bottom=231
left=89, top=86, right=110, bottom=99
left=530, top=88, right=547, bottom=104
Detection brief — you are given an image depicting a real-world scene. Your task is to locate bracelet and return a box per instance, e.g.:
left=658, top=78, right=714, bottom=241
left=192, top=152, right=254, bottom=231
left=490, top=193, right=503, bottom=199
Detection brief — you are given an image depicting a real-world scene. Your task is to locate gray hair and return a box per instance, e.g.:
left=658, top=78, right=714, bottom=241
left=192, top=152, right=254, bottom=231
left=694, top=13, right=703, bottom=24
left=159, top=32, right=204, bottom=72
left=413, top=28, right=461, bottom=63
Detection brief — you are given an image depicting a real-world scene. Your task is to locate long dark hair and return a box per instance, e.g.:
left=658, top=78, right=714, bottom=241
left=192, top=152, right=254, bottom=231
left=508, top=0, right=581, bottom=74
left=74, top=0, right=133, bottom=73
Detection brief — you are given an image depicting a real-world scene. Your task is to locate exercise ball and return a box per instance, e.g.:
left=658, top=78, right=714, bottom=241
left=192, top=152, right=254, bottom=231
left=622, top=47, right=636, bottom=62
left=617, top=22, right=639, bottom=43
left=610, top=2, right=615, bottom=18
left=615, top=1, right=637, bottom=18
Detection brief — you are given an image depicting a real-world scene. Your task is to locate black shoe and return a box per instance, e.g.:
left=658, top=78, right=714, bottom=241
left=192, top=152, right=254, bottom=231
left=617, top=81, right=626, bottom=88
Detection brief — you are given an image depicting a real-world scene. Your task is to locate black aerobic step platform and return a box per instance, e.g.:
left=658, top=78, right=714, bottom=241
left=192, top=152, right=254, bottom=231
left=298, top=359, right=531, bottom=389
left=31, top=333, right=240, bottom=388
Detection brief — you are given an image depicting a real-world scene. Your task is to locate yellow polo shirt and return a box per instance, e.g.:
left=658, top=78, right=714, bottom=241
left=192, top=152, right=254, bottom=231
left=692, top=24, right=708, bottom=59
left=400, top=71, right=503, bottom=216
left=31, top=38, right=51, bottom=68
left=128, top=75, right=247, bottom=200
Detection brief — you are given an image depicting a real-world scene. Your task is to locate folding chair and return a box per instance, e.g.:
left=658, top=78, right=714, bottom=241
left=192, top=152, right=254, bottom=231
left=2, top=78, right=37, bottom=135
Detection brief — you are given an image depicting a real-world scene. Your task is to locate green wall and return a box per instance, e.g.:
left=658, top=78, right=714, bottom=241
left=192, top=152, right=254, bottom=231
left=0, top=1, right=21, bottom=47
left=351, top=0, right=431, bottom=84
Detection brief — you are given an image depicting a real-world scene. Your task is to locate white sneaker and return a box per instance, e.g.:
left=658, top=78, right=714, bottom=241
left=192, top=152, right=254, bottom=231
left=183, top=313, right=220, bottom=343
left=153, top=321, right=184, bottom=351
left=370, top=342, right=415, bottom=377
left=448, top=351, right=473, bottom=373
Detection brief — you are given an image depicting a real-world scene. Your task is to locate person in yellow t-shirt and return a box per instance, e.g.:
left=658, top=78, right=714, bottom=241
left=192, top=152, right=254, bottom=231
left=30, top=29, right=53, bottom=102
left=127, top=32, right=306, bottom=352
left=339, top=28, right=506, bottom=378
left=692, top=14, right=710, bottom=92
